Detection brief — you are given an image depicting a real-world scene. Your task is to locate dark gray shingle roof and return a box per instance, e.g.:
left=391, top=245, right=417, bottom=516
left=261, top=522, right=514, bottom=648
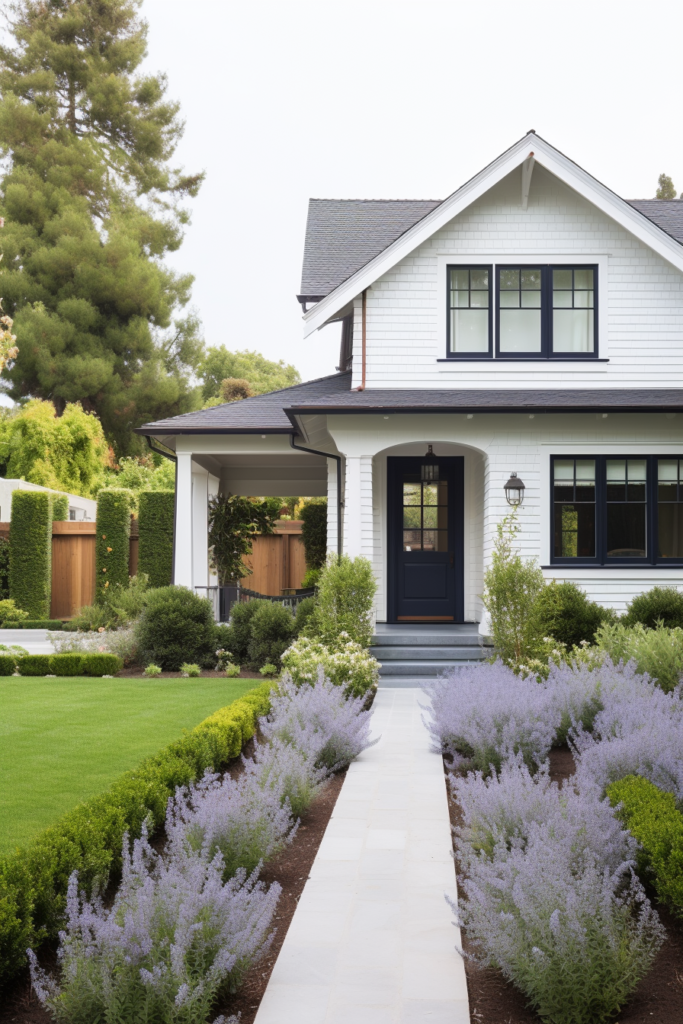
left=299, top=198, right=683, bottom=303
left=299, top=199, right=441, bottom=299
left=138, top=371, right=683, bottom=437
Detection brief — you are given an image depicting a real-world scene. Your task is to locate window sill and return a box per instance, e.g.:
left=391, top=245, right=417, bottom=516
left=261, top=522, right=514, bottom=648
left=437, top=357, right=609, bottom=363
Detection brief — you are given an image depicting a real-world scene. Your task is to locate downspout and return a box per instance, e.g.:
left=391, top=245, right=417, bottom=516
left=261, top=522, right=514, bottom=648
left=289, top=434, right=343, bottom=557
left=145, top=435, right=178, bottom=583
left=356, top=290, right=366, bottom=389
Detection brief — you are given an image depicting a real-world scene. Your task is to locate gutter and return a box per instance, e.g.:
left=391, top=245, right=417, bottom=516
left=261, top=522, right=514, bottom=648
left=289, top=434, right=343, bottom=557
left=354, top=289, right=367, bottom=391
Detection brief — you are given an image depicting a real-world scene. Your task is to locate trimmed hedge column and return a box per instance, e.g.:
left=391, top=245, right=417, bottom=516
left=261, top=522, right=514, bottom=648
left=138, top=490, right=174, bottom=587
left=51, top=493, right=69, bottom=522
left=9, top=490, right=52, bottom=617
left=95, top=488, right=134, bottom=601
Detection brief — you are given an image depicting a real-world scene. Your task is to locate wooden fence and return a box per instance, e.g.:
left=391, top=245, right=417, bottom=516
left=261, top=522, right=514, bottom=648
left=0, top=517, right=306, bottom=619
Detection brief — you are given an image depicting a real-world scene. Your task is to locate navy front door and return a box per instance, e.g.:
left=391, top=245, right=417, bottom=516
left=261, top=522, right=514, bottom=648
left=387, top=456, right=464, bottom=622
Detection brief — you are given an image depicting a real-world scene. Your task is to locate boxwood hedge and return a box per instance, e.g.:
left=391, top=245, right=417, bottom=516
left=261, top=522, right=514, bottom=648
left=95, top=489, right=134, bottom=602
left=9, top=491, right=52, bottom=619
left=138, top=490, right=174, bottom=588
left=0, top=681, right=273, bottom=990
left=50, top=494, right=69, bottom=522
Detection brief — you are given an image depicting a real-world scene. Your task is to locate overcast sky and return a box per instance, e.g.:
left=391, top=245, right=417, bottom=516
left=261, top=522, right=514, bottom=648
left=140, top=0, right=683, bottom=384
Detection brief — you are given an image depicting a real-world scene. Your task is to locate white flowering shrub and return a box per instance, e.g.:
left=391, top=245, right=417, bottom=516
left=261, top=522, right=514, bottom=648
left=281, top=633, right=379, bottom=697
left=50, top=624, right=138, bottom=666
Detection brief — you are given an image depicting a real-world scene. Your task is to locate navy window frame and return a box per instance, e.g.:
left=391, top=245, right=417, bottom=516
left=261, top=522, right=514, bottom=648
left=550, top=455, right=683, bottom=566
left=445, top=264, right=493, bottom=359
left=496, top=265, right=598, bottom=359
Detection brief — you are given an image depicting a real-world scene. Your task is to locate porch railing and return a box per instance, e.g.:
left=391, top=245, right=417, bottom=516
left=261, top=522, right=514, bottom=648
left=195, top=585, right=316, bottom=623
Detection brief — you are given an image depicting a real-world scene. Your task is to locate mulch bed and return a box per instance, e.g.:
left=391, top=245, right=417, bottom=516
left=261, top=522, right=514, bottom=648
left=0, top=766, right=346, bottom=1024
left=446, top=747, right=683, bottom=1024
left=115, top=669, right=264, bottom=679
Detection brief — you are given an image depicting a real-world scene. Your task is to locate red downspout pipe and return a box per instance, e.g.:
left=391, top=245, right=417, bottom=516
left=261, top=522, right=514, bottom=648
left=355, top=288, right=367, bottom=390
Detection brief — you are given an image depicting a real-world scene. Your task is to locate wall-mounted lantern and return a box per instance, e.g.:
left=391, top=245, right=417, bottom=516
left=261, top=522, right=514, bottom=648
left=504, top=472, right=525, bottom=506
left=421, top=444, right=439, bottom=482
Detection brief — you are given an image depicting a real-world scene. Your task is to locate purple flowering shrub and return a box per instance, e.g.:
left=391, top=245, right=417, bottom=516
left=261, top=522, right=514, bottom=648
left=166, top=769, right=297, bottom=879
left=424, top=660, right=560, bottom=774
left=28, top=825, right=278, bottom=1024
left=261, top=668, right=376, bottom=771
left=243, top=738, right=328, bottom=817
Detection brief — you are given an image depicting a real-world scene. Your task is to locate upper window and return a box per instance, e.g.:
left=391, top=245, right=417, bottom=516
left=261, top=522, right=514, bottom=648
left=551, top=455, right=683, bottom=565
left=448, top=267, right=491, bottom=356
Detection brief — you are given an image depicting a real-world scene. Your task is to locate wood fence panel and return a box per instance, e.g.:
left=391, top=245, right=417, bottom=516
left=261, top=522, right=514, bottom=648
left=51, top=523, right=96, bottom=619
left=241, top=522, right=308, bottom=594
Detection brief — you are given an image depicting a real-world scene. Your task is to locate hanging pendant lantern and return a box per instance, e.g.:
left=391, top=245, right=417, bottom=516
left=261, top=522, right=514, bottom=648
left=504, top=472, right=526, bottom=506
left=421, top=444, right=439, bottom=482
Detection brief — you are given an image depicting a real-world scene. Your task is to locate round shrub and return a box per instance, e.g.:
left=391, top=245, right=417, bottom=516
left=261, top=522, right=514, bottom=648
left=247, top=602, right=295, bottom=669
left=0, top=654, right=16, bottom=675
left=224, top=600, right=270, bottom=664
left=294, top=596, right=316, bottom=635
left=135, top=587, right=216, bottom=670
left=531, top=580, right=611, bottom=649
left=622, top=586, right=683, bottom=629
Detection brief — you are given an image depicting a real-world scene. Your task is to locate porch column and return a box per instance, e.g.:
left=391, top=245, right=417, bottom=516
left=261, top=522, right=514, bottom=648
left=343, top=455, right=373, bottom=559
left=326, top=457, right=338, bottom=556
left=174, top=452, right=193, bottom=587
left=192, top=468, right=209, bottom=588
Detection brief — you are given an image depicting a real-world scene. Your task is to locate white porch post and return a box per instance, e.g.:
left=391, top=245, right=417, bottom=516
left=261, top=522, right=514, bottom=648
left=174, top=452, right=193, bottom=587
left=343, top=454, right=373, bottom=559
left=192, top=468, right=209, bottom=589
left=326, top=458, right=338, bottom=556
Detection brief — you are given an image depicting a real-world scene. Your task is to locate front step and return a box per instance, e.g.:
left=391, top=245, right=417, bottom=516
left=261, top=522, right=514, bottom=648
left=371, top=623, right=491, bottom=684
left=372, top=645, right=484, bottom=661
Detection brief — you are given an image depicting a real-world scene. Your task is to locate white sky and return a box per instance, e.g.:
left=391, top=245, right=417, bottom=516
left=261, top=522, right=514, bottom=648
left=140, top=0, right=683, bottom=384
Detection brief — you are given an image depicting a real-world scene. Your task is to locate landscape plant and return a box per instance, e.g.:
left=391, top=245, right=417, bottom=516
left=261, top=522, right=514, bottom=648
left=306, top=554, right=376, bottom=649
left=595, top=620, right=683, bottom=692
left=281, top=633, right=380, bottom=697
left=180, top=663, right=201, bottom=678
left=135, top=586, right=216, bottom=670
left=0, top=598, right=27, bottom=622
left=259, top=662, right=278, bottom=676
left=138, top=490, right=175, bottom=588
left=9, top=489, right=52, bottom=617
left=143, top=663, right=161, bottom=678
left=208, top=493, right=278, bottom=584
left=243, top=739, right=327, bottom=818
left=622, top=585, right=683, bottom=629
left=247, top=601, right=295, bottom=668
left=482, top=512, right=545, bottom=666
left=224, top=663, right=240, bottom=678
left=50, top=494, right=69, bottom=522
left=95, top=489, right=134, bottom=601
left=530, top=580, right=612, bottom=649
left=28, top=827, right=277, bottom=1024
left=299, top=498, right=327, bottom=571
left=0, top=653, right=16, bottom=674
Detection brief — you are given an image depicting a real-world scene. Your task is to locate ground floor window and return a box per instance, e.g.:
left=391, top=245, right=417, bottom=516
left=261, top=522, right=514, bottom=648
left=551, top=455, right=683, bottom=565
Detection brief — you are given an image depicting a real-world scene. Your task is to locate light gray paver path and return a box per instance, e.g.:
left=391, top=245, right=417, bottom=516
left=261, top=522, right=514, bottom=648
left=254, top=687, right=470, bottom=1024
left=0, top=628, right=56, bottom=654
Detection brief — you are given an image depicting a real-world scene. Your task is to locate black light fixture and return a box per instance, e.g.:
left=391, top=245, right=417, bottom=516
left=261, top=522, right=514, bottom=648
left=504, top=472, right=525, bottom=506
left=421, top=444, right=439, bottom=482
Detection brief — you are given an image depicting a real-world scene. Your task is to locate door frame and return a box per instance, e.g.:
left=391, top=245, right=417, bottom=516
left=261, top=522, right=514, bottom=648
left=386, top=455, right=465, bottom=623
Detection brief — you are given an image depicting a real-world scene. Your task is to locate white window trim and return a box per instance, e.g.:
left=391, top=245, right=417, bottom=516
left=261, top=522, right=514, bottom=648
left=436, top=253, right=610, bottom=362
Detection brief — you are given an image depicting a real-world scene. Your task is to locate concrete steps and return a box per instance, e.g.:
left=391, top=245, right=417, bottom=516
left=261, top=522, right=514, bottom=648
left=371, top=623, right=490, bottom=686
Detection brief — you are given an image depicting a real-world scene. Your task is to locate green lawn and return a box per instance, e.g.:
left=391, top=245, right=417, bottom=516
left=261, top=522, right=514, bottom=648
left=0, top=677, right=260, bottom=855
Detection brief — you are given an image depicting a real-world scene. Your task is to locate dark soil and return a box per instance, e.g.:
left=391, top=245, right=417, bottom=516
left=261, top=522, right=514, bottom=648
left=0, top=770, right=345, bottom=1024
left=446, top=747, right=683, bottom=1024
left=116, top=668, right=264, bottom=679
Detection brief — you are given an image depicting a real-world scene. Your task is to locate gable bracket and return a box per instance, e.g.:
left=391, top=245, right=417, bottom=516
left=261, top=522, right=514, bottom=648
left=521, top=152, right=535, bottom=211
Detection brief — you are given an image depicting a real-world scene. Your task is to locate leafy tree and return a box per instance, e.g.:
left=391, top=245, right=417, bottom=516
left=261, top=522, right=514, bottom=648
left=107, top=454, right=174, bottom=492
left=0, top=0, right=205, bottom=453
left=656, top=173, right=677, bottom=199
left=207, top=493, right=278, bottom=584
left=200, top=347, right=301, bottom=406
left=0, top=398, right=109, bottom=495
left=218, top=378, right=253, bottom=403
left=482, top=512, right=545, bottom=665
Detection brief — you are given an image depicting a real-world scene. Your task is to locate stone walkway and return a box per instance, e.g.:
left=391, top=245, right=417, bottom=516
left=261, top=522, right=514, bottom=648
left=254, top=688, right=470, bottom=1024
left=0, top=628, right=56, bottom=654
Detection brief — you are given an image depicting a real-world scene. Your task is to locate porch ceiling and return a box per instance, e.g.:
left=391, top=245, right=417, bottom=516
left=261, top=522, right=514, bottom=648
left=192, top=452, right=328, bottom=497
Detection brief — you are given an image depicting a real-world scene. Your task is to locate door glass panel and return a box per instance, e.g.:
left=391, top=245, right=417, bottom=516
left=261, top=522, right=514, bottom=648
left=402, top=471, right=449, bottom=552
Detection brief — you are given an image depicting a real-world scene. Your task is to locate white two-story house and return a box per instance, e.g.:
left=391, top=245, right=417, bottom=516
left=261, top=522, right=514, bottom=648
left=138, top=131, right=683, bottom=634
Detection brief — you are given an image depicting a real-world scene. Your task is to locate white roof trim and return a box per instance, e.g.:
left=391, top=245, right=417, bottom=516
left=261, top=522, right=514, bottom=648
left=302, top=132, right=683, bottom=338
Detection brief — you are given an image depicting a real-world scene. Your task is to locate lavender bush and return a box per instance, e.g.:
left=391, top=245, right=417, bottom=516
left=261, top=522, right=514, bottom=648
left=243, top=738, right=328, bottom=817
left=166, top=769, right=297, bottom=879
left=424, top=660, right=561, bottom=774
left=28, top=825, right=278, bottom=1024
left=261, top=668, right=376, bottom=771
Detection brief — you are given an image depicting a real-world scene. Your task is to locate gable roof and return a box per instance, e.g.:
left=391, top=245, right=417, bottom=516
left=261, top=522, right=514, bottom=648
left=301, top=132, right=683, bottom=338
left=627, top=200, right=683, bottom=245
left=298, top=199, right=441, bottom=301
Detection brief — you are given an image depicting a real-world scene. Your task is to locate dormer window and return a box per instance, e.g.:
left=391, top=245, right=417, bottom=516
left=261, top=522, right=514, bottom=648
left=446, top=263, right=598, bottom=359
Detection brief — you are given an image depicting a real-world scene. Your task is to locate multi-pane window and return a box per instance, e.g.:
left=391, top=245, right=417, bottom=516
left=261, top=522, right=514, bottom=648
left=448, top=267, right=490, bottom=355
left=403, top=477, right=448, bottom=552
left=552, top=269, right=595, bottom=353
left=498, top=268, right=542, bottom=353
left=552, top=456, right=683, bottom=564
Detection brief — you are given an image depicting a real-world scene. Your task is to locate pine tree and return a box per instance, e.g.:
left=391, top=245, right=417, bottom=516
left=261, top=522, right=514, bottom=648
left=0, top=0, right=205, bottom=453
left=656, top=173, right=677, bottom=200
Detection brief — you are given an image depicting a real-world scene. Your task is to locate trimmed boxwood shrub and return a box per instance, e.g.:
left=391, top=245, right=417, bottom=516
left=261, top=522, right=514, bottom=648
left=299, top=498, right=327, bottom=570
left=608, top=775, right=683, bottom=916
left=0, top=682, right=273, bottom=991
left=135, top=586, right=216, bottom=670
left=530, top=580, right=613, bottom=649
left=9, top=490, right=52, bottom=618
left=1, top=619, right=63, bottom=629
left=138, top=490, right=174, bottom=588
left=622, top=586, right=683, bottom=629
left=95, top=489, right=134, bottom=602
left=81, top=653, right=122, bottom=676
left=0, top=654, right=16, bottom=675
left=17, top=654, right=52, bottom=676
left=51, top=494, right=69, bottom=522
left=49, top=653, right=84, bottom=676
left=247, top=600, right=295, bottom=668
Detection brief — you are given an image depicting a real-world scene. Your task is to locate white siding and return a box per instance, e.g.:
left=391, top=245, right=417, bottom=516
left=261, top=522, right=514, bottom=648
left=351, top=164, right=683, bottom=390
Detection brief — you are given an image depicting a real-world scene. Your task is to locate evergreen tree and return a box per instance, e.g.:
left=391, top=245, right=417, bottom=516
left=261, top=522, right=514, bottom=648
left=656, top=173, right=677, bottom=199
left=0, top=0, right=205, bottom=453
left=199, top=347, right=301, bottom=406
